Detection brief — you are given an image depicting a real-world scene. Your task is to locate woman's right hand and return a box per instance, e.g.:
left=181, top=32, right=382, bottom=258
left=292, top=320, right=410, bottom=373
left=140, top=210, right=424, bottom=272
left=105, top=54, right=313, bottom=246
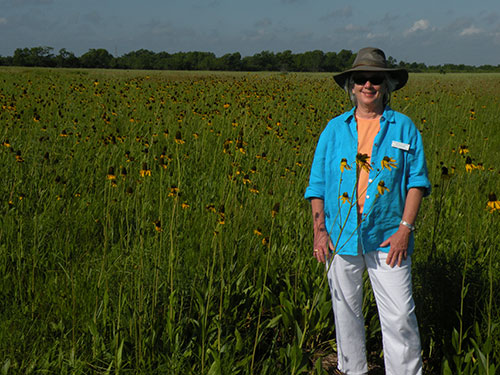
left=313, top=230, right=333, bottom=263
left=310, top=198, right=333, bottom=263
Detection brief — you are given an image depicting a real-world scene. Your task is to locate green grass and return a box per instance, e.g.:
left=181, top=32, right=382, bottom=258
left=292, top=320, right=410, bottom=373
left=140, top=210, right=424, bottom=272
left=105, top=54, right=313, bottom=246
left=0, top=68, right=499, bottom=374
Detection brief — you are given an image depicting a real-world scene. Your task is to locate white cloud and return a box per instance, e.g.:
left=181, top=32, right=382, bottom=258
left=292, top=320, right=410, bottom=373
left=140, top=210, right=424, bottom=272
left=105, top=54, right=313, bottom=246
left=405, top=19, right=430, bottom=35
left=367, top=32, right=388, bottom=40
left=344, top=23, right=368, bottom=32
left=460, top=25, right=481, bottom=36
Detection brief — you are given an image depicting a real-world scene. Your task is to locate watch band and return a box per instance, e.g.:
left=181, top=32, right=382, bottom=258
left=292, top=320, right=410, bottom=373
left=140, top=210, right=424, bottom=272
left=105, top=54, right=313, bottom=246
left=400, top=220, right=415, bottom=232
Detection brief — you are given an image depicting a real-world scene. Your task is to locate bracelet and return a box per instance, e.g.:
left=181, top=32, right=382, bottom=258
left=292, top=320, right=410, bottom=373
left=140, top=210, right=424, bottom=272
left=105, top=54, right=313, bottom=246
left=400, top=220, right=415, bottom=232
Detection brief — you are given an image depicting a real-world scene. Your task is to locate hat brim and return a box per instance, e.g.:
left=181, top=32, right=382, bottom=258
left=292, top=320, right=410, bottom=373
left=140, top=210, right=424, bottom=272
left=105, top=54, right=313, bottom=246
left=334, top=66, right=408, bottom=91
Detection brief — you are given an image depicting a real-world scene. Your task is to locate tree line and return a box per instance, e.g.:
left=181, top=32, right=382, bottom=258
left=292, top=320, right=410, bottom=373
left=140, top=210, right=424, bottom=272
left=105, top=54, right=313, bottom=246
left=1, top=46, right=499, bottom=73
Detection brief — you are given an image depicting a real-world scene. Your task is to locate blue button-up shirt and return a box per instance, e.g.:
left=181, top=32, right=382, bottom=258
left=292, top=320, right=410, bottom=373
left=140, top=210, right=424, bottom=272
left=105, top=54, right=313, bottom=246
left=304, top=106, right=431, bottom=255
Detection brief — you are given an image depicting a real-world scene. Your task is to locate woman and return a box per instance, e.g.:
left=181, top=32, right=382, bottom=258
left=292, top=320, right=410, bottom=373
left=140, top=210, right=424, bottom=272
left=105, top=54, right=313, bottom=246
left=304, top=47, right=431, bottom=374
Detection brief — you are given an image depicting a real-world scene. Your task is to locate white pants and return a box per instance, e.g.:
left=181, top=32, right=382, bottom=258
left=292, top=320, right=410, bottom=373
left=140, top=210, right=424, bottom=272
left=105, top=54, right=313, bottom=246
left=327, top=250, right=422, bottom=375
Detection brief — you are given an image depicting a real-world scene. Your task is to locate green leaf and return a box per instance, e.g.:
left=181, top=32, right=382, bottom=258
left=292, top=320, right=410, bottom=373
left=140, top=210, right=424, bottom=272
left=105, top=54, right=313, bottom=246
left=483, top=336, right=492, bottom=355
left=2, top=359, right=11, bottom=375
left=265, top=314, right=282, bottom=329
left=207, top=359, right=221, bottom=375
left=235, top=328, right=243, bottom=352
left=451, top=328, right=459, bottom=352
left=116, top=339, right=124, bottom=370
left=442, top=359, right=452, bottom=375
left=295, top=322, right=303, bottom=343
left=88, top=321, right=98, bottom=338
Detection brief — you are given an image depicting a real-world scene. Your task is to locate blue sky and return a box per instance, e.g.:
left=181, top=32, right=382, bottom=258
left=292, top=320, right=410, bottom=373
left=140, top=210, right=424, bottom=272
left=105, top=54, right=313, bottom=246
left=1, top=0, right=499, bottom=66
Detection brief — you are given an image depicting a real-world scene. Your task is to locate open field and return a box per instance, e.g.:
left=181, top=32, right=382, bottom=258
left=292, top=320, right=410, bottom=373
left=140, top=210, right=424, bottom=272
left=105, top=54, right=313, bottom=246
left=1, top=67, right=499, bottom=374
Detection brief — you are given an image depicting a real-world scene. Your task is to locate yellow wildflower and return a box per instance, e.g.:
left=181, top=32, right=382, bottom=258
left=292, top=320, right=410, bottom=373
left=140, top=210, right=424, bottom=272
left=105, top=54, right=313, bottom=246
left=271, top=203, right=280, bottom=217
left=140, top=163, right=151, bottom=177
left=381, top=156, right=397, bottom=170
left=465, top=156, right=475, bottom=173
left=458, top=144, right=469, bottom=155
left=107, top=167, right=116, bottom=180
left=340, top=158, right=352, bottom=172
left=158, top=158, right=168, bottom=169
left=339, top=192, right=350, bottom=204
left=487, top=193, right=500, bottom=212
left=15, top=151, right=24, bottom=163
left=218, top=213, right=225, bottom=225
left=153, top=220, right=163, bottom=232
left=377, top=181, right=389, bottom=195
left=168, top=185, right=179, bottom=197
left=356, top=153, right=372, bottom=173
left=174, top=130, right=185, bottom=144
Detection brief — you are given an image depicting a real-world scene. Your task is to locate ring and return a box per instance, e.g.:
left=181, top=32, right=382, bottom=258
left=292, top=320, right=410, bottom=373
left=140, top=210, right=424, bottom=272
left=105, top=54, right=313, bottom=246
left=313, top=249, right=319, bottom=253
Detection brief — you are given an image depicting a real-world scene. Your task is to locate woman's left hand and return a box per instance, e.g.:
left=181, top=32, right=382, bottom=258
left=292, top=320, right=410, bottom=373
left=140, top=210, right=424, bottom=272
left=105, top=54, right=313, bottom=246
left=379, top=227, right=411, bottom=267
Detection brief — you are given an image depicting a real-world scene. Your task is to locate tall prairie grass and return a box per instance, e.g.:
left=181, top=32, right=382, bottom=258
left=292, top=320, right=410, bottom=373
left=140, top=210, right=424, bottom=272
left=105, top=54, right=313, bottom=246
left=0, top=68, right=499, bottom=374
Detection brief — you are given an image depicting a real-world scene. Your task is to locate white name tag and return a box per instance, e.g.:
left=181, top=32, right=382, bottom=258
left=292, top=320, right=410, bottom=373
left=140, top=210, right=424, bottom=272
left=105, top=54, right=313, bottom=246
left=391, top=141, right=410, bottom=151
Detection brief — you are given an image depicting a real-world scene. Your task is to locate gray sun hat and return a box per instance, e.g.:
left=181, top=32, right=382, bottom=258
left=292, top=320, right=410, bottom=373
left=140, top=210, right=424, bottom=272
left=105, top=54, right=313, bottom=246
left=334, top=47, right=408, bottom=91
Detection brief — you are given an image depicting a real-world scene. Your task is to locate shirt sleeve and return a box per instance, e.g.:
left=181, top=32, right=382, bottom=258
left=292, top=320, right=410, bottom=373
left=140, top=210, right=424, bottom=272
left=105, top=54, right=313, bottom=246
left=406, top=126, right=432, bottom=197
left=304, top=125, right=330, bottom=200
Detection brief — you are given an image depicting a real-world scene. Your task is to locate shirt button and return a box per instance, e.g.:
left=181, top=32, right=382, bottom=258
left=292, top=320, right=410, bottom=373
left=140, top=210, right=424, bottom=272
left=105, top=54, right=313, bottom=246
left=368, top=179, right=373, bottom=183
left=366, top=195, right=370, bottom=199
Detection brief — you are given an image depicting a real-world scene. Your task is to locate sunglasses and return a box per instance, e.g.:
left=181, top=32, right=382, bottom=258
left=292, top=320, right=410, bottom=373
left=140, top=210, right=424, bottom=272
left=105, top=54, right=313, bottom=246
left=352, top=74, right=385, bottom=85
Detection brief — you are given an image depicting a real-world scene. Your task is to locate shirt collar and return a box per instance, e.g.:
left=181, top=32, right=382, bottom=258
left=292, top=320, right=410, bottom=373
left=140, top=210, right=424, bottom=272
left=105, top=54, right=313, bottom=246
left=344, top=106, right=395, bottom=125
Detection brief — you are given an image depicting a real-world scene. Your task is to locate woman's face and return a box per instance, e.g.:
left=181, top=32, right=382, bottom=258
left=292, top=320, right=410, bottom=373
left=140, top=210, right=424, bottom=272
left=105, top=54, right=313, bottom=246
left=351, top=72, right=386, bottom=109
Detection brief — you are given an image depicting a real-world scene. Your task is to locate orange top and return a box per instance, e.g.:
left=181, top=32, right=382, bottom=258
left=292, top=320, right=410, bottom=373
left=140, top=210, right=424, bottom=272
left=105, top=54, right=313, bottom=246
left=356, top=116, right=380, bottom=214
